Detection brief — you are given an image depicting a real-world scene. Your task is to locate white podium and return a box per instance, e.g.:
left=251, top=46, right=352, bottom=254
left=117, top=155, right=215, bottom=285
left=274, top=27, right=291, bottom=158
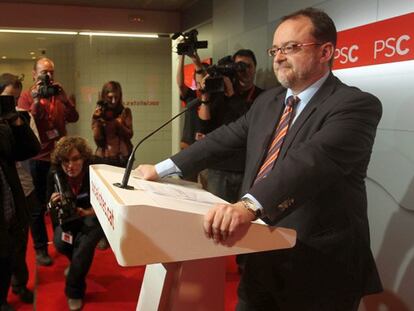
left=90, top=164, right=296, bottom=311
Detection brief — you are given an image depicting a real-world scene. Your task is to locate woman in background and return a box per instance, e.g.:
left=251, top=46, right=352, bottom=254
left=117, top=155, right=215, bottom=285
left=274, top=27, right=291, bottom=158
left=91, top=81, right=133, bottom=167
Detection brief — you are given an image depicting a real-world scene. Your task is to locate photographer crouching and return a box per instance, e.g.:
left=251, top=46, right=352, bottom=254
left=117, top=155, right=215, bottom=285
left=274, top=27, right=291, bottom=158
left=47, top=136, right=103, bottom=311
left=198, top=50, right=263, bottom=203
left=18, top=57, right=79, bottom=266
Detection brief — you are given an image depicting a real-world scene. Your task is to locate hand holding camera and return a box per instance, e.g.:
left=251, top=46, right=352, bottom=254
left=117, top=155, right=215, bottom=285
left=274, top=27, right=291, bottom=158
left=31, top=74, right=62, bottom=99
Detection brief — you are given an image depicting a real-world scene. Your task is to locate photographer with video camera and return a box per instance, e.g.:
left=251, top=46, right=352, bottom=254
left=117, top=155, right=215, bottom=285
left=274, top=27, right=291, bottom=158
left=92, top=81, right=133, bottom=168
left=0, top=92, right=40, bottom=311
left=47, top=136, right=104, bottom=311
left=198, top=49, right=263, bottom=203
left=18, top=57, right=79, bottom=266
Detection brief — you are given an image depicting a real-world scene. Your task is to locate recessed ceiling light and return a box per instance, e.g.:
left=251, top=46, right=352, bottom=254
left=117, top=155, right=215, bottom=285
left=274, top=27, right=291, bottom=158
left=30, top=51, right=35, bottom=55
left=1, top=56, right=7, bottom=59
left=0, top=29, right=77, bottom=35
left=31, top=56, right=36, bottom=59
left=79, top=31, right=158, bottom=38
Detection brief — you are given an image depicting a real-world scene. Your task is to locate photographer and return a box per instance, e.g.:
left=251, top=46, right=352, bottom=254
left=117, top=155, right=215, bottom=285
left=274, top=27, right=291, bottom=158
left=18, top=57, right=79, bottom=266
left=47, top=136, right=103, bottom=311
left=0, top=94, right=40, bottom=311
left=91, top=81, right=133, bottom=168
left=0, top=73, right=39, bottom=306
left=198, top=49, right=263, bottom=203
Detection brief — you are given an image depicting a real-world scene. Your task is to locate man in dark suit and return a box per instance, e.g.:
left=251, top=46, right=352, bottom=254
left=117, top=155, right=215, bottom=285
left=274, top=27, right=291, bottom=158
left=136, top=7, right=383, bottom=310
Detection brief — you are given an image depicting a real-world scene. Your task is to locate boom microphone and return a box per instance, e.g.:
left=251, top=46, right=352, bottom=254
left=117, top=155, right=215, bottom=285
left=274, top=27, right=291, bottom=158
left=114, top=97, right=201, bottom=189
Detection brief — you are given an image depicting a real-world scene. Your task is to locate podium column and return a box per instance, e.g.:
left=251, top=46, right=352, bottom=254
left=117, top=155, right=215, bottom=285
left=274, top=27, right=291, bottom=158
left=137, top=257, right=226, bottom=311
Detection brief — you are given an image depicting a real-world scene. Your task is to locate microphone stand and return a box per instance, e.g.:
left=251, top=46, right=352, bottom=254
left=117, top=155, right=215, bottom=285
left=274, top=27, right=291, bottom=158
left=114, top=98, right=201, bottom=190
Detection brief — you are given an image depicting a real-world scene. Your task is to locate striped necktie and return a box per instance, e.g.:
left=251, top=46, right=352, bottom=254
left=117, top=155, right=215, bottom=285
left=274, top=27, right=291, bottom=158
left=254, top=95, right=300, bottom=183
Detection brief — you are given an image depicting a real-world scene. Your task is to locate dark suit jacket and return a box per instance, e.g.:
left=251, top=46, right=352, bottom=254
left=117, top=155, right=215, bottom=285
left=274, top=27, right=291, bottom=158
left=0, top=120, right=40, bottom=256
left=172, top=73, right=383, bottom=295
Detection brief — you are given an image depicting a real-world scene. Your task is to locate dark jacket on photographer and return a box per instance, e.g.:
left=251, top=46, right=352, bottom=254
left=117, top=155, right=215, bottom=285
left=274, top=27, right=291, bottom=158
left=200, top=85, right=263, bottom=172
left=0, top=118, right=40, bottom=256
left=91, top=102, right=133, bottom=167
left=18, top=89, right=79, bottom=161
left=46, top=159, right=104, bottom=300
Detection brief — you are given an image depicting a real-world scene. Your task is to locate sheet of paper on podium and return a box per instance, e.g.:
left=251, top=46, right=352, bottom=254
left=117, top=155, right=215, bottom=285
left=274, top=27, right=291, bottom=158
left=90, top=164, right=296, bottom=267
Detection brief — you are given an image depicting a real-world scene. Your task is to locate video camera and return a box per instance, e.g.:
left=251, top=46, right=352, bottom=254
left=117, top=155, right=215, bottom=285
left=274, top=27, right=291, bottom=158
left=0, top=95, right=18, bottom=123
left=172, top=29, right=208, bottom=56
left=37, top=74, right=61, bottom=99
left=48, top=171, right=81, bottom=231
left=204, top=56, right=249, bottom=94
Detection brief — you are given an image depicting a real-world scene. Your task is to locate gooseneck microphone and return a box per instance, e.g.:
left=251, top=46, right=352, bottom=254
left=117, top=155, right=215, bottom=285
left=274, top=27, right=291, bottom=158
left=114, top=98, right=201, bottom=190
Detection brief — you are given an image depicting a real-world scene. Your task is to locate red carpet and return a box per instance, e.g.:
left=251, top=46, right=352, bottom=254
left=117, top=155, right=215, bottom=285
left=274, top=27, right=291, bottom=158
left=8, top=217, right=240, bottom=310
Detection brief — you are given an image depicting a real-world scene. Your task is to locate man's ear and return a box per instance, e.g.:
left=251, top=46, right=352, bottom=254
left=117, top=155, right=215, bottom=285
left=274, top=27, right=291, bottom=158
left=320, top=42, right=335, bottom=64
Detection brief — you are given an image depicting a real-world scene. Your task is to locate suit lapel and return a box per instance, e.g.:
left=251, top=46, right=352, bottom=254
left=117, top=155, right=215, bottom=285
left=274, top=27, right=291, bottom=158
left=279, top=73, right=337, bottom=160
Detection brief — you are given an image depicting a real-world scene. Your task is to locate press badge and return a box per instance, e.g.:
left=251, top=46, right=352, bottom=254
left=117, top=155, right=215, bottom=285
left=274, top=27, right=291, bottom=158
left=61, top=231, right=73, bottom=244
left=46, top=129, right=59, bottom=140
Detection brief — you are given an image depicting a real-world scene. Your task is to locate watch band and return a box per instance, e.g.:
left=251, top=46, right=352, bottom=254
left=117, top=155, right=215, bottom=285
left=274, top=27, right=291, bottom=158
left=240, top=197, right=261, bottom=220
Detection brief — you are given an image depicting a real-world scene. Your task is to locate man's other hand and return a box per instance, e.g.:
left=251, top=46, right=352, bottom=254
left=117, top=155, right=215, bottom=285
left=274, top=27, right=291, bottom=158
left=203, top=201, right=255, bottom=244
left=134, top=164, right=159, bottom=181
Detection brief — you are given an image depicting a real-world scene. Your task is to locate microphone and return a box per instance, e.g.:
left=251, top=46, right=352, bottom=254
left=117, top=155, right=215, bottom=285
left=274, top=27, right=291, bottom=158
left=114, top=97, right=201, bottom=189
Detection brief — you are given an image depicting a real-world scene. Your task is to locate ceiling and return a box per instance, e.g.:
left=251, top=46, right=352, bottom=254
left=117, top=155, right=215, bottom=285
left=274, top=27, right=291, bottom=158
left=4, top=0, right=197, bottom=11
left=0, top=0, right=197, bottom=60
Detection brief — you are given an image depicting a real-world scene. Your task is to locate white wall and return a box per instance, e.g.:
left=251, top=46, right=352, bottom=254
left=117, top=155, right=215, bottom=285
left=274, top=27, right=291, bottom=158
left=210, top=0, right=414, bottom=309
left=1, top=35, right=172, bottom=165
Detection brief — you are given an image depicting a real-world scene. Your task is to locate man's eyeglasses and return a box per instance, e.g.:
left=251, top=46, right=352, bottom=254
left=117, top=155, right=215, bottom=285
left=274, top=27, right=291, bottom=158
left=267, top=42, right=322, bottom=56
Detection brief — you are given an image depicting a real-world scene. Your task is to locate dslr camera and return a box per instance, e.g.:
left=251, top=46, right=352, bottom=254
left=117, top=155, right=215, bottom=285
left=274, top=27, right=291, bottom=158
left=0, top=95, right=18, bottom=123
left=48, top=171, right=81, bottom=231
left=204, top=56, right=249, bottom=94
left=37, top=74, right=61, bottom=98
left=95, top=100, right=116, bottom=121
left=172, top=29, right=208, bottom=56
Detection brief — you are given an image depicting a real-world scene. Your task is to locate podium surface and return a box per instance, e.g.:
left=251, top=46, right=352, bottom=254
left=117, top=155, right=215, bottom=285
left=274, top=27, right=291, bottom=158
left=90, top=164, right=296, bottom=311
left=90, top=164, right=296, bottom=267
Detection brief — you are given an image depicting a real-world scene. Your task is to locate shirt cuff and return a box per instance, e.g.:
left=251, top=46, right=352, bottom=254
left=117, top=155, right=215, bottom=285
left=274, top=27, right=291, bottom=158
left=242, top=193, right=264, bottom=213
left=155, top=158, right=182, bottom=178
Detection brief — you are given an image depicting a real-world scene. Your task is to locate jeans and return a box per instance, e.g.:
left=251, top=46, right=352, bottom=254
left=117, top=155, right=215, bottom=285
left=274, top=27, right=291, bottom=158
left=54, top=216, right=103, bottom=298
left=29, top=160, right=50, bottom=250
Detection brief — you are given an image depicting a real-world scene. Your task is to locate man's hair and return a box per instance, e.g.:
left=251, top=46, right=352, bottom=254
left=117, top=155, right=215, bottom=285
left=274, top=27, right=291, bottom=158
left=51, top=136, right=92, bottom=166
left=33, top=57, right=54, bottom=71
left=100, top=81, right=123, bottom=104
left=282, top=7, right=337, bottom=48
left=0, top=73, right=23, bottom=94
left=232, top=49, right=257, bottom=66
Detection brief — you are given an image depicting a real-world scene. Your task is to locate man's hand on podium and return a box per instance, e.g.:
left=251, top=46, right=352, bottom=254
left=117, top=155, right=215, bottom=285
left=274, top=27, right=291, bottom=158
left=134, top=165, right=159, bottom=180
left=204, top=202, right=256, bottom=244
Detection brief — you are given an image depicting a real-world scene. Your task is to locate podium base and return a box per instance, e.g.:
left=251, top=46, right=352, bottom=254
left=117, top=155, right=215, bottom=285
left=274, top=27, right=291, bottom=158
left=137, top=257, right=226, bottom=311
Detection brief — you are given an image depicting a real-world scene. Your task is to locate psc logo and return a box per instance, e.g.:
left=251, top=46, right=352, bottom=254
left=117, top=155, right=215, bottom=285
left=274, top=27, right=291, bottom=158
left=374, top=35, right=410, bottom=59
left=334, top=45, right=359, bottom=64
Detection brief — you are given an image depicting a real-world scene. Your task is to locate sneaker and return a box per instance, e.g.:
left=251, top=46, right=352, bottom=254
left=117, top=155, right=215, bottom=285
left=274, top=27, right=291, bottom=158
left=0, top=302, right=15, bottom=311
left=96, top=237, right=109, bottom=250
left=11, top=287, right=34, bottom=303
left=67, top=298, right=83, bottom=311
left=35, top=249, right=53, bottom=266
